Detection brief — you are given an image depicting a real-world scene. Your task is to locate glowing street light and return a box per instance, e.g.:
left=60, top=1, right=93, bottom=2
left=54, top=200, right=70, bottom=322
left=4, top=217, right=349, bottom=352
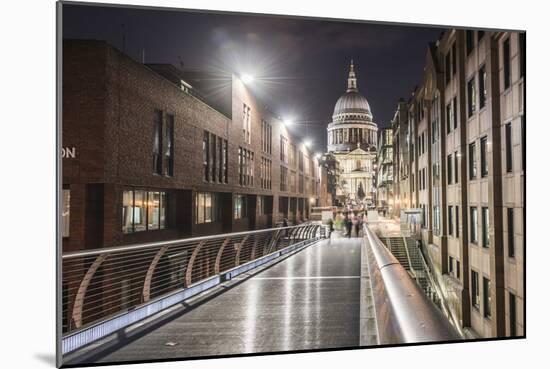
left=315, top=152, right=322, bottom=160
left=241, top=74, right=254, bottom=84
left=303, top=139, right=312, bottom=148
left=283, top=118, right=293, bottom=127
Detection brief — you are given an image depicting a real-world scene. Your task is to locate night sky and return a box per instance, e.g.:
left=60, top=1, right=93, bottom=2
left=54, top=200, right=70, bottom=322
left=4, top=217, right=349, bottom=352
left=63, top=3, right=446, bottom=153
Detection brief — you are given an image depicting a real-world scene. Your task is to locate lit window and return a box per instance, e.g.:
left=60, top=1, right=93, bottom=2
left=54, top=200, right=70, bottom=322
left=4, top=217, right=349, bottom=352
left=483, top=277, right=492, bottom=318
left=122, top=189, right=167, bottom=233
left=471, top=270, right=480, bottom=309
left=234, top=194, right=247, bottom=219
left=482, top=207, right=490, bottom=248
left=195, top=192, right=218, bottom=224
left=470, top=206, right=478, bottom=244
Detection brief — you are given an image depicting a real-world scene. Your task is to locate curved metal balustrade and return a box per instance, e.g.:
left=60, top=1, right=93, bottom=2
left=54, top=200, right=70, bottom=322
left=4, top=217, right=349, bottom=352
left=61, top=224, right=320, bottom=345
left=363, top=225, right=460, bottom=344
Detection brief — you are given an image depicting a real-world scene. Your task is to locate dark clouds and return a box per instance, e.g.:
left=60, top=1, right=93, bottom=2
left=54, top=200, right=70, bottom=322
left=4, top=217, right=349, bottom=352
left=63, top=4, right=445, bottom=152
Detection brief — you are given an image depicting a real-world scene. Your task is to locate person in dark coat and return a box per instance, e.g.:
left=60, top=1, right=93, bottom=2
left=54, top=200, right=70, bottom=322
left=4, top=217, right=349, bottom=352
left=345, top=215, right=353, bottom=238
left=328, top=219, right=334, bottom=239
left=283, top=218, right=289, bottom=237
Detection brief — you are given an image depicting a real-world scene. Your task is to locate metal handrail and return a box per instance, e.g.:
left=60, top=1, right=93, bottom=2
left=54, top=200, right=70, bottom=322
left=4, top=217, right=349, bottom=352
left=410, top=238, right=464, bottom=337
left=63, top=224, right=313, bottom=259
left=364, top=224, right=460, bottom=344
left=401, top=235, right=420, bottom=283
left=61, top=223, right=319, bottom=337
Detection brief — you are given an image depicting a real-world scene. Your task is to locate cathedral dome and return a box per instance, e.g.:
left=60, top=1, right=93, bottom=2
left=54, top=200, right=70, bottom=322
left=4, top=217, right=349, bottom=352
left=333, top=91, right=372, bottom=118
left=332, top=60, right=373, bottom=122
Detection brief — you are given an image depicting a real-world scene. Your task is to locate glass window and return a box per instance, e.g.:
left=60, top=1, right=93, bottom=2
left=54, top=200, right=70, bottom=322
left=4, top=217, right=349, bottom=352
left=467, top=77, right=476, bottom=117
left=506, top=123, right=513, bottom=172
left=122, top=190, right=133, bottom=233
left=433, top=206, right=440, bottom=235
left=153, top=109, right=163, bottom=175
left=234, top=194, right=247, bottom=219
left=482, top=207, right=490, bottom=248
left=469, top=142, right=477, bottom=180
left=203, top=131, right=210, bottom=181
left=481, top=136, right=488, bottom=177
left=504, top=38, right=511, bottom=89
left=470, top=206, right=478, bottom=244
left=160, top=192, right=166, bottom=229
left=62, top=189, right=70, bottom=237
left=455, top=205, right=460, bottom=238
left=446, top=102, right=453, bottom=134
left=195, top=192, right=219, bottom=224
left=164, top=114, right=174, bottom=176
left=147, top=191, right=161, bottom=230
left=449, top=256, right=454, bottom=275
left=483, top=277, right=492, bottom=318
left=508, top=208, right=515, bottom=257
left=223, top=139, right=228, bottom=183
left=133, top=190, right=147, bottom=232
left=122, top=189, right=168, bottom=232
left=454, top=151, right=459, bottom=184
left=447, top=154, right=453, bottom=184
left=456, top=260, right=461, bottom=279
left=211, top=135, right=217, bottom=182
left=243, top=103, right=251, bottom=144
left=448, top=205, right=453, bottom=236
left=472, top=270, right=480, bottom=309
left=479, top=66, right=487, bottom=109
left=197, top=193, right=205, bottom=224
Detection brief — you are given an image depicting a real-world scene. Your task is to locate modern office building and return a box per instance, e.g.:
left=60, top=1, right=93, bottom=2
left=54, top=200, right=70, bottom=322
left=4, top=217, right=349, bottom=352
left=388, top=29, right=525, bottom=338
left=326, top=60, right=378, bottom=206
left=62, top=40, right=322, bottom=253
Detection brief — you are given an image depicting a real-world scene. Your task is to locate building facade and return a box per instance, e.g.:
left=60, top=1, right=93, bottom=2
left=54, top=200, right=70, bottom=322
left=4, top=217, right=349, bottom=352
left=389, top=29, right=525, bottom=338
left=376, top=128, right=394, bottom=213
left=62, top=40, right=321, bottom=252
left=327, top=60, right=378, bottom=206
left=391, top=99, right=411, bottom=217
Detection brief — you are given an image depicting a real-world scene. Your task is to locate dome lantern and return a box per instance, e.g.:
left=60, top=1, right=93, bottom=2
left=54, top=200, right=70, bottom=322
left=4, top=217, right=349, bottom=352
left=347, top=59, right=358, bottom=92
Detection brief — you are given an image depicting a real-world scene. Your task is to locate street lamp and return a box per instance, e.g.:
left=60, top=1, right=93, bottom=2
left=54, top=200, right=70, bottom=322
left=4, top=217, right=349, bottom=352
left=282, top=119, right=293, bottom=127
left=303, top=139, right=312, bottom=148
left=241, top=74, right=254, bottom=84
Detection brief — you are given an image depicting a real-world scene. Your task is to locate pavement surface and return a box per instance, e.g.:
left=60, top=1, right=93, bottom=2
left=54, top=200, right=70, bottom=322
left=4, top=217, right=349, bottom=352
left=77, top=235, right=367, bottom=364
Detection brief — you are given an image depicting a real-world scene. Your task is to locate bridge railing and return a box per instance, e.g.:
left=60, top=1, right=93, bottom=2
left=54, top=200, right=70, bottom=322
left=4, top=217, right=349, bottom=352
left=61, top=223, right=320, bottom=353
left=363, top=224, right=461, bottom=344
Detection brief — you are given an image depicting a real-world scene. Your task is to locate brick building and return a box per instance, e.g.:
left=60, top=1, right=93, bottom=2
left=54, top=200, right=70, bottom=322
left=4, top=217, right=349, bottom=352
left=389, top=29, right=525, bottom=338
left=62, top=40, right=321, bottom=253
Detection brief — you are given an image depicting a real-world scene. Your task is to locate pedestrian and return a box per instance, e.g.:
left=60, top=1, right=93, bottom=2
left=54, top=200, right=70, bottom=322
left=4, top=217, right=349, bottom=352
left=345, top=215, right=352, bottom=238
left=355, top=216, right=362, bottom=237
left=283, top=217, right=289, bottom=238
left=328, top=218, right=334, bottom=239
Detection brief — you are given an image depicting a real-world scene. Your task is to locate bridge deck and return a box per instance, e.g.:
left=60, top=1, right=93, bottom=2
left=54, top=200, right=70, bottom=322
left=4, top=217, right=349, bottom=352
left=75, top=236, right=370, bottom=364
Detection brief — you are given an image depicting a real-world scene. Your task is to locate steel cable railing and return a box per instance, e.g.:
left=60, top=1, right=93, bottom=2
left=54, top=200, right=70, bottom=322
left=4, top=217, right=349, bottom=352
left=61, top=224, right=319, bottom=336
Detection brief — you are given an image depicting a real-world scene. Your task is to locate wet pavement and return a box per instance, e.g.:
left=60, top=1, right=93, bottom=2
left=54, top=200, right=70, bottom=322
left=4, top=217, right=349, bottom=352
left=85, top=236, right=366, bottom=363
